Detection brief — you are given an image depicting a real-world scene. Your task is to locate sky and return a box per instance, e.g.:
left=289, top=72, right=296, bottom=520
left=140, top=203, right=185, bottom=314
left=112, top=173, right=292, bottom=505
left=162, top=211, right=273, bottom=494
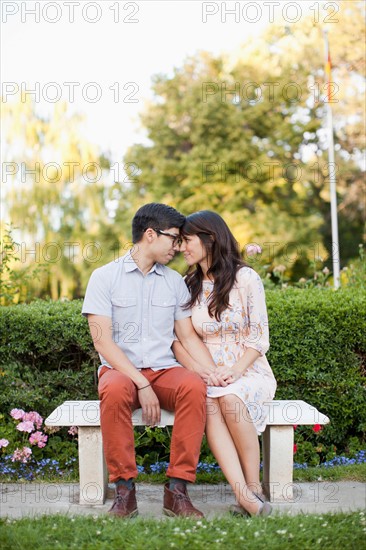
left=1, top=0, right=328, bottom=165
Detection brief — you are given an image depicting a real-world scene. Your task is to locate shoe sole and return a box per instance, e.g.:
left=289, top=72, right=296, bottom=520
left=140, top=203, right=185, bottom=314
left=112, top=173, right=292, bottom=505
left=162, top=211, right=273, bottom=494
left=229, top=505, right=250, bottom=517
left=163, top=507, right=178, bottom=517
left=229, top=503, right=273, bottom=517
left=163, top=508, right=204, bottom=518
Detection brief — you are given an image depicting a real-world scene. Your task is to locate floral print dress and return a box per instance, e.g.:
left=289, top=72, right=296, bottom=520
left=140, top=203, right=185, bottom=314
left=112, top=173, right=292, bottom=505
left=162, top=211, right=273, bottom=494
left=192, top=267, right=277, bottom=434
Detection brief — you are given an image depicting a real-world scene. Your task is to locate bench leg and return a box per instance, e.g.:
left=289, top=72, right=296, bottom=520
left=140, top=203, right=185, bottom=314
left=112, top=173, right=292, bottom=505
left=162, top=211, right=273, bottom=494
left=78, top=427, right=108, bottom=505
left=262, top=426, right=294, bottom=503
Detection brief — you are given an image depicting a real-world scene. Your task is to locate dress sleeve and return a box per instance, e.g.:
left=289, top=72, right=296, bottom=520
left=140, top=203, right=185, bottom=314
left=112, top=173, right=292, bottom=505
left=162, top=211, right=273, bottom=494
left=238, top=268, right=270, bottom=355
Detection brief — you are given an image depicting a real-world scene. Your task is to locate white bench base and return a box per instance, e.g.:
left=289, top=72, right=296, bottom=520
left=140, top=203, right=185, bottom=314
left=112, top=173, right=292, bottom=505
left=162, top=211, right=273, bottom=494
left=45, top=400, right=329, bottom=505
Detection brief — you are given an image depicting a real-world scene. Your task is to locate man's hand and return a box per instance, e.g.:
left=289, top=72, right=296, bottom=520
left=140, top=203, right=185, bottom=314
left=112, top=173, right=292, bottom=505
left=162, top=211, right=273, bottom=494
left=138, top=386, right=161, bottom=426
left=202, top=369, right=228, bottom=387
left=213, top=365, right=243, bottom=385
left=174, top=318, right=220, bottom=378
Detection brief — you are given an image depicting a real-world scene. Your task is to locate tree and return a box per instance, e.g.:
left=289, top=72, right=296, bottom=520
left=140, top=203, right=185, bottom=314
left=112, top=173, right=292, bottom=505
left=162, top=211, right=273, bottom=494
left=122, top=0, right=365, bottom=276
left=2, top=99, right=120, bottom=299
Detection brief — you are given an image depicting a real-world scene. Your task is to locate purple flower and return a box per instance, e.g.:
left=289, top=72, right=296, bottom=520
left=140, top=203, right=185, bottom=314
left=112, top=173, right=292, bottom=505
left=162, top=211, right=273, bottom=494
left=0, top=438, right=9, bottom=448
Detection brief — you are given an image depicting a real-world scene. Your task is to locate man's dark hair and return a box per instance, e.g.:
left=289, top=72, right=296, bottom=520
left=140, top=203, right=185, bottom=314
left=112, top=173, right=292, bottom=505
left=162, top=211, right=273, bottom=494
left=132, top=203, right=185, bottom=243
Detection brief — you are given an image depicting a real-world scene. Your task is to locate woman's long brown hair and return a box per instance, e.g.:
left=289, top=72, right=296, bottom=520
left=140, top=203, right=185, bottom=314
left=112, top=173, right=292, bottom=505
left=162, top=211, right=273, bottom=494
left=182, top=211, right=249, bottom=321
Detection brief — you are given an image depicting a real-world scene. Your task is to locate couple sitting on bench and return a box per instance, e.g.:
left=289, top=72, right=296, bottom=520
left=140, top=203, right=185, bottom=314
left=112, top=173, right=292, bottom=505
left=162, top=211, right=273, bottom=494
left=82, top=203, right=276, bottom=518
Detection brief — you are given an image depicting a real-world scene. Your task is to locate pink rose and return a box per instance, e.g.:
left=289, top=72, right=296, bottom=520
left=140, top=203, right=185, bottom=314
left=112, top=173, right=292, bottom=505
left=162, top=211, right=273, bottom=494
left=246, top=244, right=262, bottom=256
left=11, top=446, right=32, bottom=463
left=23, top=411, right=43, bottom=430
left=10, top=408, right=25, bottom=420
left=17, top=420, right=35, bottom=433
left=29, top=431, right=48, bottom=448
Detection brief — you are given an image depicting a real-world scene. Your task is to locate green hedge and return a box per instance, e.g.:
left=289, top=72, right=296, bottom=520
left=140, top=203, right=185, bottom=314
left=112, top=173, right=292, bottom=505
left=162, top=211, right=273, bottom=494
left=0, top=289, right=365, bottom=452
left=266, top=288, right=365, bottom=448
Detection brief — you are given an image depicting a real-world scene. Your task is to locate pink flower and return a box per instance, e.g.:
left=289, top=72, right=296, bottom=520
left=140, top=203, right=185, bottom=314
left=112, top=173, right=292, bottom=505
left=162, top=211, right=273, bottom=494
left=29, top=431, right=48, bottom=448
left=11, top=446, right=32, bottom=463
left=293, top=425, right=298, bottom=430
left=23, top=411, right=43, bottom=430
left=17, top=420, right=35, bottom=433
left=68, top=426, right=78, bottom=436
left=10, top=408, right=25, bottom=420
left=0, top=438, right=9, bottom=448
left=293, top=444, right=297, bottom=454
left=313, top=424, right=322, bottom=433
left=246, top=244, right=262, bottom=256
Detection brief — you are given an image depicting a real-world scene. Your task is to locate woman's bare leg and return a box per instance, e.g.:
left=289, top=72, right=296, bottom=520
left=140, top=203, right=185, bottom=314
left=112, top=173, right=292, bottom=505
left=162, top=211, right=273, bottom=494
left=206, top=397, right=260, bottom=515
left=218, top=394, right=262, bottom=496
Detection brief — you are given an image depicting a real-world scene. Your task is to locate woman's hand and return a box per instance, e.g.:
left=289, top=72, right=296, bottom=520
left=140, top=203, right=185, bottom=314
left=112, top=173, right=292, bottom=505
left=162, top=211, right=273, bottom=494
left=215, top=365, right=245, bottom=385
left=204, top=369, right=227, bottom=386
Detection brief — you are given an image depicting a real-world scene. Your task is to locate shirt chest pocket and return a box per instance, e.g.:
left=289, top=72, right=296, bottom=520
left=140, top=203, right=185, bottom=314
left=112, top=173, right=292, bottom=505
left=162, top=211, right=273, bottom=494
left=111, top=297, right=137, bottom=326
left=151, top=294, right=176, bottom=332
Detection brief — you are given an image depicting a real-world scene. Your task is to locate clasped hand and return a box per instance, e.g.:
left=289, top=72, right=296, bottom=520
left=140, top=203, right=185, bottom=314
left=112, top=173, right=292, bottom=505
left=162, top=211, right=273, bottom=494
left=205, top=365, right=244, bottom=387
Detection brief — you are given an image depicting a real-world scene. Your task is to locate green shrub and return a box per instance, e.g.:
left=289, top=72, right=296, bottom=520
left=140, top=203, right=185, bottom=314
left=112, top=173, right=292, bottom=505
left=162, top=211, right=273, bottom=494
left=266, top=287, right=365, bottom=450
left=0, top=289, right=365, bottom=463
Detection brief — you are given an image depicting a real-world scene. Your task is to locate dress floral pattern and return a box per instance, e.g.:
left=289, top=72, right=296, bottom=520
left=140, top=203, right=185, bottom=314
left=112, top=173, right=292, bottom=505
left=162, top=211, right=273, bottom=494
left=192, top=267, right=277, bottom=434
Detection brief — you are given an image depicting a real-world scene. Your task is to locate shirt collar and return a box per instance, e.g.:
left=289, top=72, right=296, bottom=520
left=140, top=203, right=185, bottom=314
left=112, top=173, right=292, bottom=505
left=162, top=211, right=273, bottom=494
left=123, top=251, right=165, bottom=276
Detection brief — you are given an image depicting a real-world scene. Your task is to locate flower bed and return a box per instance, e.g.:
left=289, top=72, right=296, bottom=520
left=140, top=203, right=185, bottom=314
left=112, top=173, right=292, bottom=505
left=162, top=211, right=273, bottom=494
left=1, top=452, right=365, bottom=482
left=0, top=408, right=78, bottom=480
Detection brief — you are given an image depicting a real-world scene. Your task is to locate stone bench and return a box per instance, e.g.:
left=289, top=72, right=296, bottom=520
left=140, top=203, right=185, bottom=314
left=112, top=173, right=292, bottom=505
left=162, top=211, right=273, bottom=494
left=45, top=400, right=330, bottom=505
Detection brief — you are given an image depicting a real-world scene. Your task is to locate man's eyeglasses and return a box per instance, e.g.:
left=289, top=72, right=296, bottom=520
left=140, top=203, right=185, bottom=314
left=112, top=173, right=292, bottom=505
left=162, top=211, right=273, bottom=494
left=153, top=228, right=182, bottom=247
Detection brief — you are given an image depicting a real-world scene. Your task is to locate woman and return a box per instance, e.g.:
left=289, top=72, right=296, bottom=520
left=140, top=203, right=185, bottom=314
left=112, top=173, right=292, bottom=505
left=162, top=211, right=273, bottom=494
left=173, top=211, right=276, bottom=517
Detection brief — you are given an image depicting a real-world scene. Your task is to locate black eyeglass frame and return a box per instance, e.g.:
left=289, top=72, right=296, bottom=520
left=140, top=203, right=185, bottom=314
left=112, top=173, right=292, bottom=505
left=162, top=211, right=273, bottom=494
left=144, top=227, right=182, bottom=247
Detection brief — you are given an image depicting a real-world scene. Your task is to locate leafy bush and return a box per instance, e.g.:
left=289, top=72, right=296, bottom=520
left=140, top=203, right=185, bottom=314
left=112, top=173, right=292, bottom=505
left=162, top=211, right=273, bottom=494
left=0, top=288, right=365, bottom=467
left=266, top=287, right=365, bottom=451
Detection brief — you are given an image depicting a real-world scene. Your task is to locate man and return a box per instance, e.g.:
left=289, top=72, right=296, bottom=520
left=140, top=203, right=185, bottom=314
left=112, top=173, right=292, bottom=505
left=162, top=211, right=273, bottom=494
left=82, top=203, right=220, bottom=518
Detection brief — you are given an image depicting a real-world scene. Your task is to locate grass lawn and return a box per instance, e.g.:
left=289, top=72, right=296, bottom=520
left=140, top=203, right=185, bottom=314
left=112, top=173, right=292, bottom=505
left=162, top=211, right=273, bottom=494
left=1, top=512, right=365, bottom=549
left=1, top=464, right=365, bottom=549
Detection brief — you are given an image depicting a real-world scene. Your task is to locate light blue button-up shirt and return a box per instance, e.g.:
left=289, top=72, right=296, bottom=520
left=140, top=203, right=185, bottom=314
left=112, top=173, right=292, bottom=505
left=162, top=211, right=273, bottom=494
left=82, top=252, right=191, bottom=371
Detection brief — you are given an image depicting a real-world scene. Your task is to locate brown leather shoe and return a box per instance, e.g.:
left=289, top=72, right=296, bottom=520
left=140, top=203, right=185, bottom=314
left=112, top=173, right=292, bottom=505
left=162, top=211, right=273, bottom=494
left=108, top=484, right=138, bottom=518
left=163, top=482, right=204, bottom=518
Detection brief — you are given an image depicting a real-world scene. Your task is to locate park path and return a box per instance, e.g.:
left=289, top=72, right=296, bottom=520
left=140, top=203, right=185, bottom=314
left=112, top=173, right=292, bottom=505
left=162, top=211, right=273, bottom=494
left=1, top=482, right=365, bottom=519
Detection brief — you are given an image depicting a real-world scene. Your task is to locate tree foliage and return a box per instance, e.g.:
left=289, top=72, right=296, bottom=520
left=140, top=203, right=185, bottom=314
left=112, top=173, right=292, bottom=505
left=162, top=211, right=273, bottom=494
left=122, top=0, right=365, bottom=276
left=2, top=101, right=123, bottom=299
left=2, top=1, right=364, bottom=299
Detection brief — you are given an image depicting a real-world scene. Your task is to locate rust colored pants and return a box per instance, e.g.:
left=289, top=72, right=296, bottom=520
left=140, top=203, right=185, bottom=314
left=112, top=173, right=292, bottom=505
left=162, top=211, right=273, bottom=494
left=98, top=366, right=206, bottom=483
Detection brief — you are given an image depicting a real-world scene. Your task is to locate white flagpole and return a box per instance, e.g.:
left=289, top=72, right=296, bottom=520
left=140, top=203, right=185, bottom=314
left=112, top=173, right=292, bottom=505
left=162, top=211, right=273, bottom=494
left=323, top=30, right=341, bottom=289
